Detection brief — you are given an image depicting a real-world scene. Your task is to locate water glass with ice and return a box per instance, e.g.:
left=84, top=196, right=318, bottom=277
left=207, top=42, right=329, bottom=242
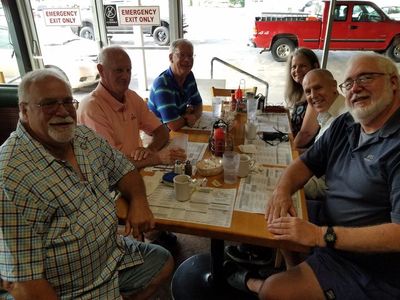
left=212, top=97, right=222, bottom=118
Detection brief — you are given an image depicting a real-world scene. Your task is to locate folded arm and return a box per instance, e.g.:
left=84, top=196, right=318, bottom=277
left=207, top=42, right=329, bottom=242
left=167, top=104, right=203, bottom=131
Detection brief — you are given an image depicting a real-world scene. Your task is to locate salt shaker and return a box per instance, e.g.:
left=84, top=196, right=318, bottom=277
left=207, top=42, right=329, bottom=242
left=174, top=160, right=183, bottom=174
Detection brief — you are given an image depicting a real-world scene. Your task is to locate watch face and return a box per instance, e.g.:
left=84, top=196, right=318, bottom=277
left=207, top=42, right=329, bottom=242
left=324, top=227, right=336, bottom=247
left=326, top=234, right=335, bottom=242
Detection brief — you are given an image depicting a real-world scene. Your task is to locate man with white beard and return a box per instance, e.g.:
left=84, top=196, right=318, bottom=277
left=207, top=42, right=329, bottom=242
left=0, top=69, right=173, bottom=299
left=225, top=54, right=400, bottom=299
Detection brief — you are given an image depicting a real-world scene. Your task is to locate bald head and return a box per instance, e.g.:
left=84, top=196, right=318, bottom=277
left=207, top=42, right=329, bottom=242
left=98, top=46, right=130, bottom=67
left=302, top=68, right=339, bottom=113
left=97, top=46, right=131, bottom=101
left=305, top=69, right=336, bottom=84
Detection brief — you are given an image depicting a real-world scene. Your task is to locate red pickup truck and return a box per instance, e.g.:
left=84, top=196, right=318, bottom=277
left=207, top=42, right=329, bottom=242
left=251, top=0, right=400, bottom=62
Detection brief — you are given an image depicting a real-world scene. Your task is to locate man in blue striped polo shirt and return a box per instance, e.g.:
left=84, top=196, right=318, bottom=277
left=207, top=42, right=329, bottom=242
left=148, top=38, right=203, bottom=131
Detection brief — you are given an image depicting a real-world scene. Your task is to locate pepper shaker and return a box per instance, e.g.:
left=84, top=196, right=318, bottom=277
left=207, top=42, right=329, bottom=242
left=184, top=160, right=192, bottom=176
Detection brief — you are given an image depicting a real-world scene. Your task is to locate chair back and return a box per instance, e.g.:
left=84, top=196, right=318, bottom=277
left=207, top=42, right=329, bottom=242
left=211, top=86, right=257, bottom=97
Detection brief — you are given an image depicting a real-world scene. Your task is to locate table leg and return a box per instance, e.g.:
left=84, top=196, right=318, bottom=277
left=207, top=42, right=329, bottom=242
left=171, top=238, right=257, bottom=300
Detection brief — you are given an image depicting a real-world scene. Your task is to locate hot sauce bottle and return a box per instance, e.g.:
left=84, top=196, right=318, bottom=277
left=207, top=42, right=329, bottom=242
left=213, top=127, right=225, bottom=157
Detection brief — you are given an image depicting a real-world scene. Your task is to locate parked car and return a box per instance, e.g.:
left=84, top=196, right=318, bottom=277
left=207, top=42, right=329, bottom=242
left=0, top=24, right=99, bottom=89
left=381, top=6, right=400, bottom=20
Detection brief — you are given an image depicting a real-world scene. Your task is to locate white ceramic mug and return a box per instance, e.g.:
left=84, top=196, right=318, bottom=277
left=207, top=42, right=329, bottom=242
left=238, top=154, right=255, bottom=177
left=245, top=122, right=257, bottom=140
left=173, top=174, right=193, bottom=202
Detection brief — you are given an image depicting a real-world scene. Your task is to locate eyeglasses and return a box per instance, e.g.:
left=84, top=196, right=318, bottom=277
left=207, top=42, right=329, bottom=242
left=174, top=52, right=195, bottom=60
left=32, top=98, right=78, bottom=114
left=339, top=72, right=387, bottom=93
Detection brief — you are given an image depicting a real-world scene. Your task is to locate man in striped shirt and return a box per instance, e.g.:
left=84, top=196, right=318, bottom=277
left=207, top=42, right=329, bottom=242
left=148, top=38, right=203, bottom=131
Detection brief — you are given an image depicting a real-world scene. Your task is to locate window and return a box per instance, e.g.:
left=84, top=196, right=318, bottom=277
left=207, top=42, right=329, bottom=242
left=352, top=4, right=382, bottom=22
left=334, top=5, right=348, bottom=21
left=0, top=4, right=22, bottom=84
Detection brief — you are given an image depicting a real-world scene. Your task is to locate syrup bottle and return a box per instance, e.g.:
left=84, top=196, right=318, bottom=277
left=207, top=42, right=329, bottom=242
left=230, top=90, right=237, bottom=112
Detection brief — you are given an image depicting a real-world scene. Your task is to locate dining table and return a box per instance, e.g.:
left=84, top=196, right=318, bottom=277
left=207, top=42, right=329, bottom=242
left=117, top=105, right=309, bottom=300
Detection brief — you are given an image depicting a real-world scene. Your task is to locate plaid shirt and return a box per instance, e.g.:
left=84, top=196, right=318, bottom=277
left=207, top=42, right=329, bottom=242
left=0, top=123, right=143, bottom=299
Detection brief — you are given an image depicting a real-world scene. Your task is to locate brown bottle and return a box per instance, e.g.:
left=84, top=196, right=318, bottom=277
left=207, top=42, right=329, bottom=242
left=230, top=90, right=237, bottom=112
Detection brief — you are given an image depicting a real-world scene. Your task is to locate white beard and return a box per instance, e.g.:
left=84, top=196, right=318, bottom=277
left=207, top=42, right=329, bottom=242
left=348, top=90, right=393, bottom=124
left=48, top=117, right=76, bottom=143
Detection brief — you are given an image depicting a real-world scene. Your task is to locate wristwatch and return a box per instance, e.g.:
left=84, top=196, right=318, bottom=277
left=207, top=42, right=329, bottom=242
left=324, top=226, right=337, bottom=248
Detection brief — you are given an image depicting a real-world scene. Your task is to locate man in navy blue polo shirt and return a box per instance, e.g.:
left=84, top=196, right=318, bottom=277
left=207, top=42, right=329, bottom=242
left=225, top=54, right=400, bottom=299
left=148, top=38, right=203, bottom=131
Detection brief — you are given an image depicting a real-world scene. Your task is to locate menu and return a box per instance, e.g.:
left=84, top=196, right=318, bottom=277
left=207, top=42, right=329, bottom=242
left=234, top=166, right=302, bottom=218
left=256, top=112, right=291, bottom=133
left=148, top=184, right=236, bottom=227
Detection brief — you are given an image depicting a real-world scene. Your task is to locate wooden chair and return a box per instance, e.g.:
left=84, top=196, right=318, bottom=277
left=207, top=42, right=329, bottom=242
left=211, top=86, right=257, bottom=97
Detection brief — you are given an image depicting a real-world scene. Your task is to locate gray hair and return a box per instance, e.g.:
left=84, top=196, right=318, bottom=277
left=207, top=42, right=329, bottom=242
left=345, top=53, right=399, bottom=79
left=169, top=38, right=193, bottom=54
left=18, top=68, right=70, bottom=104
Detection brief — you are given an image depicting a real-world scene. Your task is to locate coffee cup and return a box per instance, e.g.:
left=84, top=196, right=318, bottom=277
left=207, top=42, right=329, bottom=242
left=173, top=174, right=193, bottom=202
left=238, top=154, right=255, bottom=178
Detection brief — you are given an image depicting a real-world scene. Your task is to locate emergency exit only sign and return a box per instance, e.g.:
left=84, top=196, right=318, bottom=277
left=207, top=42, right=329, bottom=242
left=118, top=6, right=160, bottom=25
left=43, top=8, right=81, bottom=26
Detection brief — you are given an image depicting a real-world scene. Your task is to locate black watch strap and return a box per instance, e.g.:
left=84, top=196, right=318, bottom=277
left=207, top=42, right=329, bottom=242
left=324, top=226, right=337, bottom=248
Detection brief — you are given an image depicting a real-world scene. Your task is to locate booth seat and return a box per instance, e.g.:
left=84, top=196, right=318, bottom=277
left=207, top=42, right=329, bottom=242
left=0, top=85, right=19, bottom=145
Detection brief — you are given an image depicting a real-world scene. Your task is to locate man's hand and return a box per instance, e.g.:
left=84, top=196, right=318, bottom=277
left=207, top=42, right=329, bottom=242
left=131, top=147, right=154, bottom=161
left=267, top=216, right=323, bottom=247
left=265, top=189, right=297, bottom=223
left=157, top=147, right=187, bottom=165
left=125, top=198, right=155, bottom=239
left=183, top=113, right=197, bottom=127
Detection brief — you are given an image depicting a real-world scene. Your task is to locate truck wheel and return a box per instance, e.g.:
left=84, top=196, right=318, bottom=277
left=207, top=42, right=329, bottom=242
left=153, top=26, right=169, bottom=46
left=271, top=38, right=295, bottom=62
left=80, top=26, right=95, bottom=41
left=386, top=40, right=400, bottom=63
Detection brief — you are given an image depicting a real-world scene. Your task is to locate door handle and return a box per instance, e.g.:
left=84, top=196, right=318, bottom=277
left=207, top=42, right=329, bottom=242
left=350, top=25, right=358, bottom=30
